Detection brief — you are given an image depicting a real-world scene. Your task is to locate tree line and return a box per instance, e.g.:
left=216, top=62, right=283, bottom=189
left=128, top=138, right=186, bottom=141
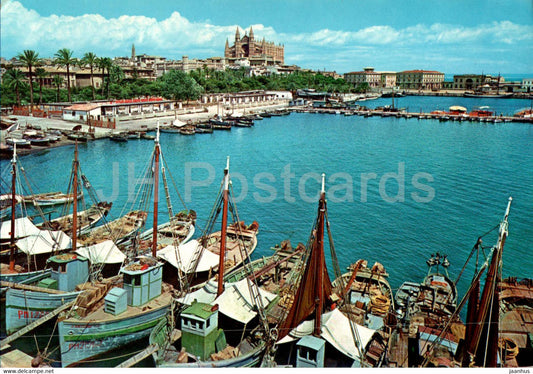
left=1, top=49, right=367, bottom=107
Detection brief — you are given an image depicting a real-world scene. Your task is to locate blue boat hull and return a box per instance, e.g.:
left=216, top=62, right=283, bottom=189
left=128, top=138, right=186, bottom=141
left=5, top=288, right=81, bottom=335
left=58, top=303, right=170, bottom=367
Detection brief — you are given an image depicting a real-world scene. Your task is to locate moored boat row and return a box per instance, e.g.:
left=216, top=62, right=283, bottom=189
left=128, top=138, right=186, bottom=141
left=0, top=135, right=529, bottom=368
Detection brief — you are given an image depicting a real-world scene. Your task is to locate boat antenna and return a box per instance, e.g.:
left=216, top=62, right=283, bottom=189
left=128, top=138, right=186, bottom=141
left=217, top=156, right=230, bottom=296
left=9, top=144, right=17, bottom=271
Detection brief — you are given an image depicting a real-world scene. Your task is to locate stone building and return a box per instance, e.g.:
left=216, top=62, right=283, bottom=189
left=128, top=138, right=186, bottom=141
left=344, top=68, right=396, bottom=89
left=225, top=27, right=284, bottom=65
left=396, top=70, right=444, bottom=90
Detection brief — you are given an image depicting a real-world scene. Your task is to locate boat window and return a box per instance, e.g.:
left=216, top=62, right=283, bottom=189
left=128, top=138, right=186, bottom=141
left=123, top=274, right=141, bottom=286
left=206, top=318, right=210, bottom=328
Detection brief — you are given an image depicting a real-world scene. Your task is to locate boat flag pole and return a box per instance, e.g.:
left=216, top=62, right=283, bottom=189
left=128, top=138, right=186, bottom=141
left=9, top=144, right=17, bottom=271
left=217, top=156, right=230, bottom=296
left=72, top=142, right=79, bottom=252
left=314, top=173, right=326, bottom=336
left=152, top=124, right=161, bottom=257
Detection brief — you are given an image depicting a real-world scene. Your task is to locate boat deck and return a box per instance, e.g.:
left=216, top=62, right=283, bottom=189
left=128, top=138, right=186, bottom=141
left=64, top=287, right=173, bottom=323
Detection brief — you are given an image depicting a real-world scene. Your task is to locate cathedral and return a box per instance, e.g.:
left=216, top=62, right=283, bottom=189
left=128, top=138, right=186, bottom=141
left=224, top=27, right=284, bottom=65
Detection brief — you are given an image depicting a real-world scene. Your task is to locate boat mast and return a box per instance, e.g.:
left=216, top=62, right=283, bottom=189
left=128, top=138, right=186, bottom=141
left=9, top=145, right=17, bottom=271
left=465, top=197, right=512, bottom=367
left=217, top=156, right=230, bottom=297
left=314, top=173, right=326, bottom=336
left=152, top=127, right=161, bottom=257
left=72, top=142, right=79, bottom=252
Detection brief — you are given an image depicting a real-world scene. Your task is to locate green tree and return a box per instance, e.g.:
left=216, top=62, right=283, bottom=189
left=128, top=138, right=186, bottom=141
left=97, top=57, right=113, bottom=98
left=34, top=67, right=48, bottom=104
left=17, top=50, right=40, bottom=111
left=3, top=68, right=27, bottom=106
left=54, top=48, right=76, bottom=102
left=159, top=70, right=204, bottom=101
left=52, top=75, right=64, bottom=102
left=81, top=52, right=98, bottom=100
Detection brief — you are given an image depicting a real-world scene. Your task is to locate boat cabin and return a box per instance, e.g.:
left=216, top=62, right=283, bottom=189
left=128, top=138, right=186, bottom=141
left=121, top=259, right=163, bottom=307
left=180, top=301, right=225, bottom=361
left=296, top=335, right=326, bottom=368
left=44, top=253, right=89, bottom=292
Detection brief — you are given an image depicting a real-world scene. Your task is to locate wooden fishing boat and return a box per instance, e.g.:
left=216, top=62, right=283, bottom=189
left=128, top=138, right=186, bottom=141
left=155, top=158, right=258, bottom=289
left=275, top=175, right=379, bottom=368
left=136, top=210, right=196, bottom=249
left=178, top=126, right=196, bottom=135
left=38, top=201, right=112, bottom=235
left=331, top=260, right=396, bottom=367
left=57, top=129, right=175, bottom=367
left=209, top=118, right=232, bottom=130
left=57, top=258, right=173, bottom=367
left=77, top=210, right=147, bottom=246
left=498, top=277, right=533, bottom=367
left=5, top=138, right=31, bottom=148
left=389, top=252, right=463, bottom=367
left=195, top=126, right=213, bottom=134
left=109, top=132, right=128, bottom=142
left=454, top=197, right=530, bottom=368
left=147, top=159, right=287, bottom=368
left=150, top=241, right=305, bottom=367
left=24, top=190, right=84, bottom=207
left=4, top=253, right=90, bottom=334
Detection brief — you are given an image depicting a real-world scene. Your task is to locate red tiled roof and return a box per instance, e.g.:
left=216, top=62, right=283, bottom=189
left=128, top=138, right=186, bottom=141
left=64, top=104, right=101, bottom=111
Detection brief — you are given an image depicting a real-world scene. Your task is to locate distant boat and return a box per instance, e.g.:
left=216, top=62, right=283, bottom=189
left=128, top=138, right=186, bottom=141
left=109, top=132, right=129, bottom=142
left=463, top=92, right=513, bottom=99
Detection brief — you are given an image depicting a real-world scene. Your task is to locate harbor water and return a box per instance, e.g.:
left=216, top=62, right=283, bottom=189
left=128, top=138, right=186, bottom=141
left=1, top=96, right=532, bottom=365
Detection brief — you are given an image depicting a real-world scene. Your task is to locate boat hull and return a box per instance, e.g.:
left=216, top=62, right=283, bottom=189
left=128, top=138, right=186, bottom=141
left=58, top=303, right=170, bottom=367
left=5, top=288, right=81, bottom=334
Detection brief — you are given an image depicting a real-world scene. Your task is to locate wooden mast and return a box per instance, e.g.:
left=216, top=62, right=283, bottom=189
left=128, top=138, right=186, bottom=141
left=9, top=145, right=17, bottom=271
left=217, top=156, right=230, bottom=297
left=465, top=197, right=512, bottom=367
left=314, top=173, right=326, bottom=336
left=71, top=142, right=79, bottom=252
left=152, top=127, right=161, bottom=257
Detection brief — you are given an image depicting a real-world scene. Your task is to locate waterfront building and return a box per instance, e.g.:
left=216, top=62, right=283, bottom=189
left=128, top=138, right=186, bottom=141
left=200, top=90, right=290, bottom=107
left=396, top=70, right=444, bottom=90
left=522, top=78, right=533, bottom=93
left=344, top=68, right=396, bottom=89
left=225, top=26, right=284, bottom=66
left=452, top=74, right=490, bottom=90
left=344, top=67, right=381, bottom=89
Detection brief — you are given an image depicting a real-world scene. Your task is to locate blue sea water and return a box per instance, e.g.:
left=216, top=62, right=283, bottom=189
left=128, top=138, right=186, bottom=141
left=2, top=96, right=532, bottom=319
left=1, top=96, right=532, bottom=366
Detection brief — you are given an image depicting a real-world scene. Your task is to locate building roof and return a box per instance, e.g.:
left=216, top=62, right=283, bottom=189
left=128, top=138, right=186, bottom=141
left=399, top=70, right=444, bottom=74
left=183, top=301, right=216, bottom=320
left=64, top=103, right=101, bottom=111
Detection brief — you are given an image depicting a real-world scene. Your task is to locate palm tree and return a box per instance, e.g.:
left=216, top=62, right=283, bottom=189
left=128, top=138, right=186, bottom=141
left=34, top=67, right=48, bottom=105
left=54, top=48, right=76, bottom=102
left=52, top=75, right=64, bottom=102
left=4, top=68, right=27, bottom=106
left=82, top=52, right=98, bottom=100
left=98, top=57, right=113, bottom=98
left=17, top=50, right=40, bottom=112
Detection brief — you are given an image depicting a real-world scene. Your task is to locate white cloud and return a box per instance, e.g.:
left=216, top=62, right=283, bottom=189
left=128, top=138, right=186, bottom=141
left=1, top=0, right=531, bottom=73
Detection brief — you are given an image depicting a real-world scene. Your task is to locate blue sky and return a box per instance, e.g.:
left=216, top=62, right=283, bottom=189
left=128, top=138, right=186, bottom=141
left=1, top=0, right=532, bottom=74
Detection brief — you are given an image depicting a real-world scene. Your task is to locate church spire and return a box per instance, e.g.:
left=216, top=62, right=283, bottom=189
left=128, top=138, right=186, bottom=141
left=235, top=27, right=240, bottom=41
left=131, top=43, right=136, bottom=61
left=249, top=26, right=254, bottom=42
